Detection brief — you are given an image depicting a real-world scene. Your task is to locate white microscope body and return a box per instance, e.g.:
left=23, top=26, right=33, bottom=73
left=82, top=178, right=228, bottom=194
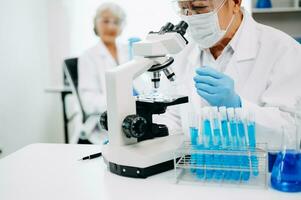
left=100, top=22, right=189, bottom=178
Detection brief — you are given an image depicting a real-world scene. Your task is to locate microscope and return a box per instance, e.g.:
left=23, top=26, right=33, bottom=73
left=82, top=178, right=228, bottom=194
left=99, top=21, right=189, bottom=178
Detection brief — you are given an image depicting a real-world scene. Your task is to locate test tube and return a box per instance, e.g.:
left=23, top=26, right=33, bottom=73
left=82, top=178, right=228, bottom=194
left=220, top=107, right=230, bottom=148
left=227, top=108, right=240, bottom=181
left=212, top=107, right=222, bottom=147
left=219, top=107, right=231, bottom=180
left=235, top=108, right=250, bottom=181
left=211, top=107, right=223, bottom=180
left=196, top=111, right=205, bottom=179
left=189, top=112, right=199, bottom=146
left=246, top=112, right=259, bottom=176
left=202, top=107, right=214, bottom=180
left=189, top=111, right=199, bottom=174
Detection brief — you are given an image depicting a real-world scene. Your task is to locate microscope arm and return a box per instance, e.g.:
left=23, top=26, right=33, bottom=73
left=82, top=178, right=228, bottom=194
left=105, top=57, right=155, bottom=146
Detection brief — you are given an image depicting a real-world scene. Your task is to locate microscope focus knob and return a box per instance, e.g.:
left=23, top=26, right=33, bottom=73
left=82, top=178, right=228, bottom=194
left=122, top=115, right=147, bottom=138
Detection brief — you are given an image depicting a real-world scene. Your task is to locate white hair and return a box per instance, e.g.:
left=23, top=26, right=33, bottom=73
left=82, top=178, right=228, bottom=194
left=94, top=2, right=126, bottom=30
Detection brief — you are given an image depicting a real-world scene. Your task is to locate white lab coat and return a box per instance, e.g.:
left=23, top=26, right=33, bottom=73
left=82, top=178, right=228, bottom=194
left=69, top=40, right=150, bottom=143
left=65, top=41, right=129, bottom=143
left=158, top=10, right=301, bottom=150
left=78, top=41, right=128, bottom=115
left=78, top=40, right=151, bottom=115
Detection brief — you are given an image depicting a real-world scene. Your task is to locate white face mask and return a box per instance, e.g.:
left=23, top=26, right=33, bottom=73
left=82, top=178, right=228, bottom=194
left=181, top=1, right=234, bottom=49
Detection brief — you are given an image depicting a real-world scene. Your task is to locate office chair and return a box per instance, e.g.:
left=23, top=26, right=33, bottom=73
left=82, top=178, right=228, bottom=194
left=63, top=58, right=101, bottom=144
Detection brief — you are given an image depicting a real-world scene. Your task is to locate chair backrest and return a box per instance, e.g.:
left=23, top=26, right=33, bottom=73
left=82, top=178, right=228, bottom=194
left=63, top=58, right=87, bottom=122
left=64, top=58, right=79, bottom=88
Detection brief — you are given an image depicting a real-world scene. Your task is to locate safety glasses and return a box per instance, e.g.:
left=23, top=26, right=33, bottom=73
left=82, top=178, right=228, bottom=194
left=172, top=0, right=226, bottom=16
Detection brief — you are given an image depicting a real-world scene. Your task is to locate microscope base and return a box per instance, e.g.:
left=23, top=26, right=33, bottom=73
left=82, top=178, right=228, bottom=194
left=102, top=134, right=184, bottom=178
left=106, top=159, right=174, bottom=178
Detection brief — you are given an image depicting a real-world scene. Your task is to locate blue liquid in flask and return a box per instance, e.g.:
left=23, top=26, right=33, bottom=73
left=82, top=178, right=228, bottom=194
left=271, top=150, right=301, bottom=192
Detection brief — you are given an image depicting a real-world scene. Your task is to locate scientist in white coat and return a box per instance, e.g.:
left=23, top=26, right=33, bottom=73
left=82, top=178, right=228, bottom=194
left=77, top=3, right=129, bottom=144
left=163, top=0, right=301, bottom=150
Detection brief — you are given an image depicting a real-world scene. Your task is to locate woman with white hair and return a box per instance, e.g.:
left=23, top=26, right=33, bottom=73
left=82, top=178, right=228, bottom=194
left=77, top=3, right=129, bottom=144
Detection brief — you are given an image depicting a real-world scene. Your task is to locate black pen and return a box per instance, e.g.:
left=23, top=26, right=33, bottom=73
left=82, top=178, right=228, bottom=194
left=79, top=152, right=102, bottom=161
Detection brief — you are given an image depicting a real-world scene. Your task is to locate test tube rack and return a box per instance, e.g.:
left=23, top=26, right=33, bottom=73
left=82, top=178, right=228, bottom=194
left=174, top=142, right=268, bottom=189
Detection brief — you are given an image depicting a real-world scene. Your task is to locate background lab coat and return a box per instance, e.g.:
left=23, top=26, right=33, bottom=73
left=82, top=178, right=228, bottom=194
left=66, top=40, right=149, bottom=143
left=157, top=11, right=301, bottom=150
left=79, top=41, right=150, bottom=115
left=78, top=41, right=128, bottom=115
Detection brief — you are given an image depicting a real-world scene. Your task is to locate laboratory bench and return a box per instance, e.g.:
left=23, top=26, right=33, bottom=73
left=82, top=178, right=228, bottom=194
left=0, top=143, right=300, bottom=200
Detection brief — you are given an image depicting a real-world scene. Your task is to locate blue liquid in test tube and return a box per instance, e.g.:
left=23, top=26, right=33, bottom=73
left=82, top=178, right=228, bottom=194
left=237, top=122, right=250, bottom=180
left=196, top=144, right=205, bottom=179
left=203, top=119, right=214, bottom=179
left=202, top=108, right=214, bottom=180
left=190, top=127, right=198, bottom=146
left=190, top=126, right=198, bottom=173
left=212, top=107, right=223, bottom=180
left=219, top=107, right=231, bottom=180
left=189, top=110, right=199, bottom=174
left=247, top=115, right=259, bottom=176
left=228, top=108, right=240, bottom=181
left=236, top=108, right=251, bottom=181
left=189, top=127, right=199, bottom=173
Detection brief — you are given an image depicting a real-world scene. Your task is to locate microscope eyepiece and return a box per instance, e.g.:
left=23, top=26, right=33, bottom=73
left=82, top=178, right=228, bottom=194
left=159, top=22, right=175, bottom=34
left=173, top=21, right=189, bottom=36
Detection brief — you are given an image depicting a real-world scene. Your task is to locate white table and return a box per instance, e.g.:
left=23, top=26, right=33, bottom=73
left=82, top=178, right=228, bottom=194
left=0, top=144, right=299, bottom=200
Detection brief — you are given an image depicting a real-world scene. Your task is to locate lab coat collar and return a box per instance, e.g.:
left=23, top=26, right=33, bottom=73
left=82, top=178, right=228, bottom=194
left=96, top=40, right=109, bottom=57
left=95, top=39, right=127, bottom=65
left=232, top=9, right=259, bottom=62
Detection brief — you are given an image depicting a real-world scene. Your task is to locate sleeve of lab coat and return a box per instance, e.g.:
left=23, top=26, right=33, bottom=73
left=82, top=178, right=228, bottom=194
left=78, top=53, right=107, bottom=115
left=241, top=43, right=301, bottom=149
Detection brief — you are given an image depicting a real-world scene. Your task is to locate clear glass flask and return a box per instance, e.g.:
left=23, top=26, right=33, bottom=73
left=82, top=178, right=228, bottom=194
left=271, top=123, right=301, bottom=192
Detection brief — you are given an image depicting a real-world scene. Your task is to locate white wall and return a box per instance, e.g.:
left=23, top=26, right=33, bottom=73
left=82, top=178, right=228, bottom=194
left=0, top=0, right=64, bottom=158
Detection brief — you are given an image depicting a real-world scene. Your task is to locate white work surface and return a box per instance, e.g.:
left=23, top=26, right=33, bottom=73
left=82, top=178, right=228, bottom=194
left=0, top=144, right=300, bottom=200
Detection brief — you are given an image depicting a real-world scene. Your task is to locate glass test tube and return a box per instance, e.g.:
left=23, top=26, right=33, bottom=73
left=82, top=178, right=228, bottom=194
left=227, top=108, right=240, bottom=181
left=235, top=108, right=250, bottom=181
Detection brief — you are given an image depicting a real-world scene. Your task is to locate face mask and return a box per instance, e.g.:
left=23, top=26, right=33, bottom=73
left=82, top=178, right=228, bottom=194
left=182, top=1, right=234, bottom=49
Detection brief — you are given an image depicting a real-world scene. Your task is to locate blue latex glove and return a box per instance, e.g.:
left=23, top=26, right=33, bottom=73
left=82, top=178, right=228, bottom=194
left=193, top=66, right=241, bottom=108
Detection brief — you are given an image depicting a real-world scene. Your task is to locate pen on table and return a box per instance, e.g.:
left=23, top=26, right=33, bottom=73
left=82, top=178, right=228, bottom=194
left=79, top=152, right=102, bottom=161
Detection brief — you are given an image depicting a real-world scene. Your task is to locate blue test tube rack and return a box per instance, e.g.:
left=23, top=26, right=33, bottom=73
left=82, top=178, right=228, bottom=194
left=181, top=107, right=265, bottom=186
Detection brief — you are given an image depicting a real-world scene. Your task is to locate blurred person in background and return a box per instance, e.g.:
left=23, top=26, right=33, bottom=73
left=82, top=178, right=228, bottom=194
left=66, top=3, right=136, bottom=144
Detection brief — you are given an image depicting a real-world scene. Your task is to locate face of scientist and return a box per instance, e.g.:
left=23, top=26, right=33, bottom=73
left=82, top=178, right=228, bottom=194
left=95, top=10, right=122, bottom=44
left=209, top=0, right=243, bottom=56
left=215, top=0, right=242, bottom=32
left=179, top=0, right=242, bottom=58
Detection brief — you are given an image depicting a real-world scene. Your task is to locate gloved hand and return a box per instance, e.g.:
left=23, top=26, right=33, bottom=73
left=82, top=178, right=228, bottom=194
left=193, top=66, right=241, bottom=108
